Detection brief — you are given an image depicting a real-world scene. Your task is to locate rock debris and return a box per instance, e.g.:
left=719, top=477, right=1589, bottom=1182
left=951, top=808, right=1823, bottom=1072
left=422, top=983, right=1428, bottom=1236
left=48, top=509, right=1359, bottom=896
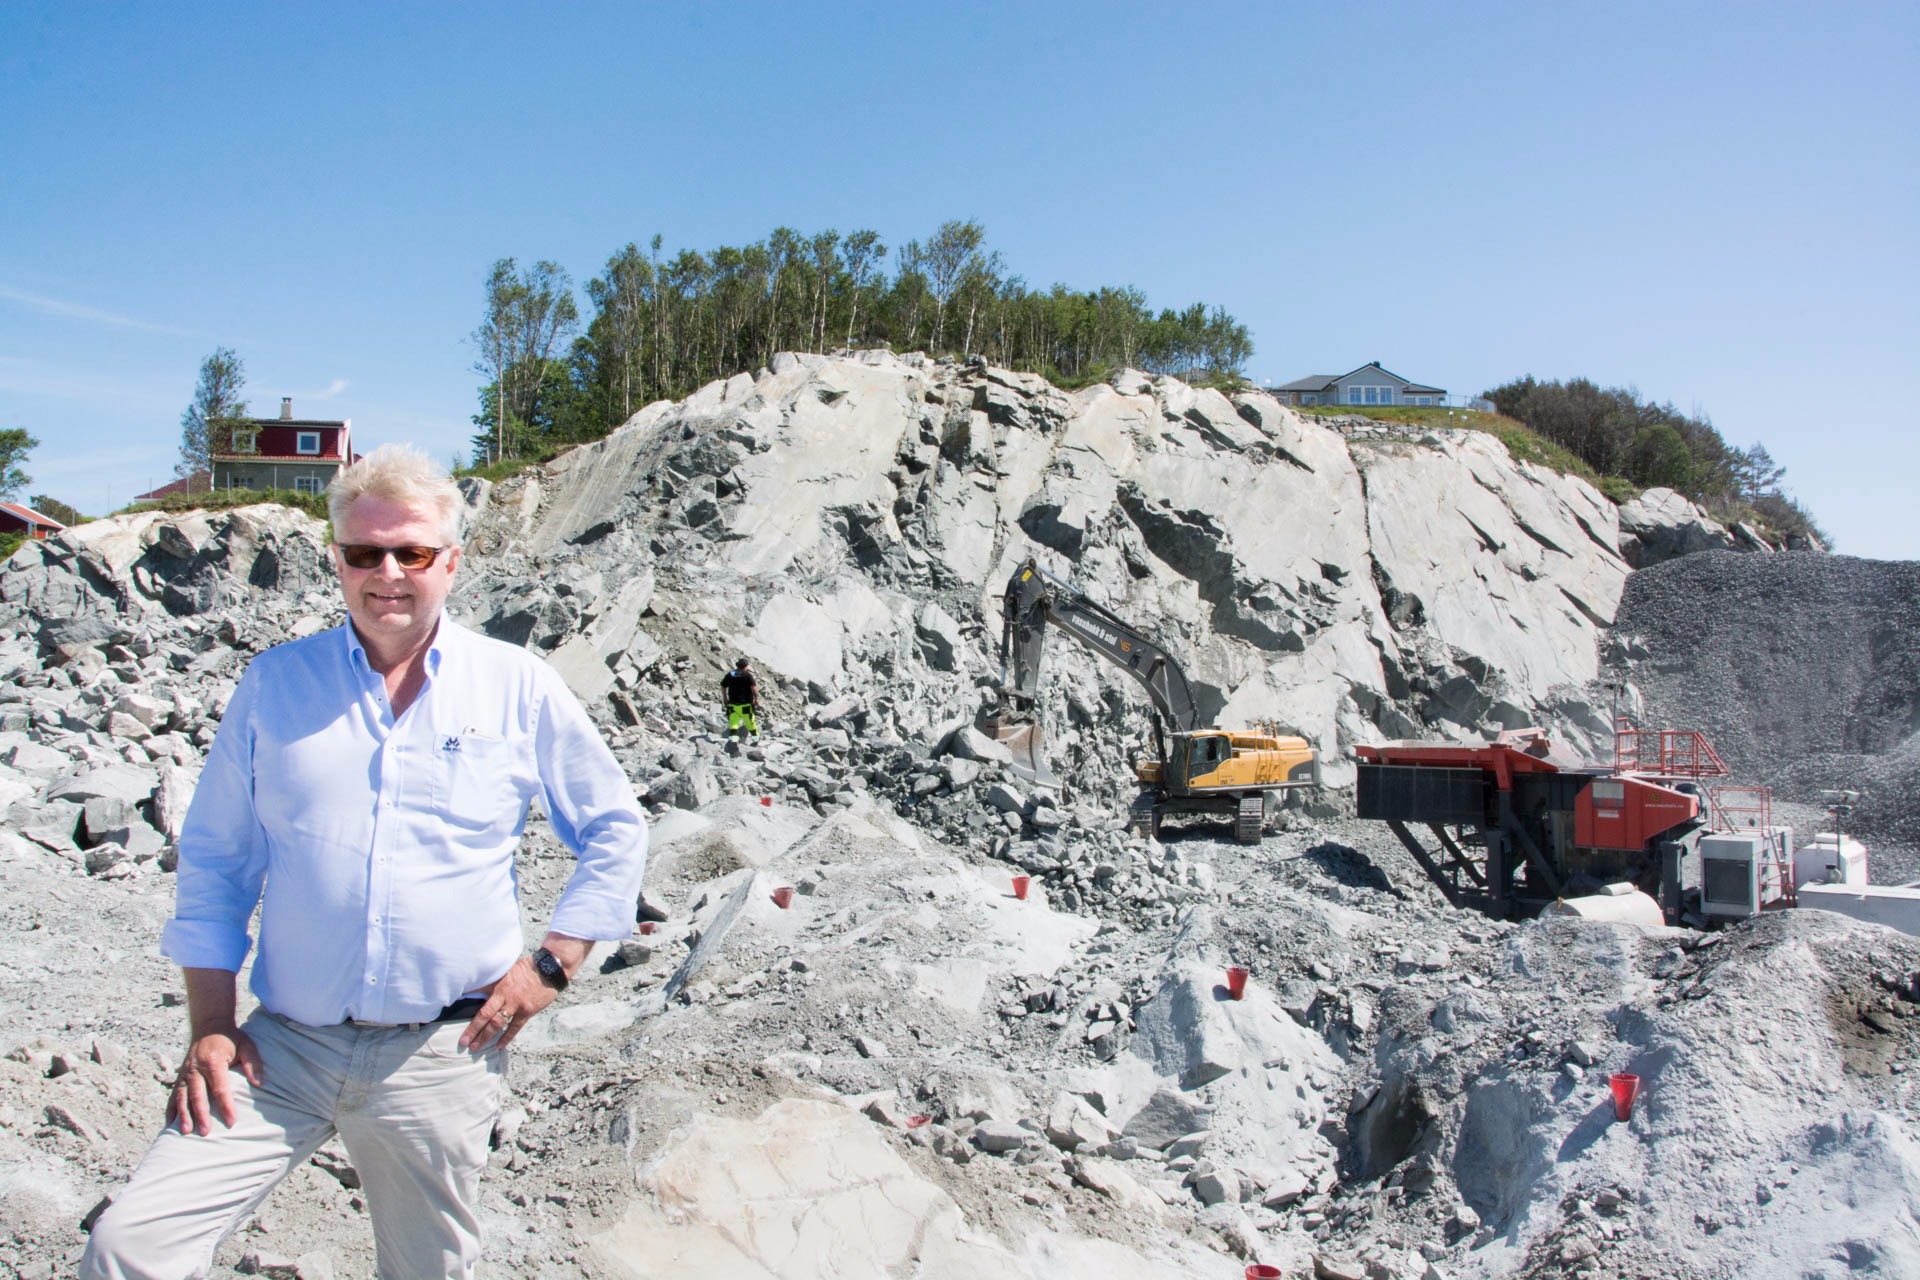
left=1, top=353, right=1916, bottom=1278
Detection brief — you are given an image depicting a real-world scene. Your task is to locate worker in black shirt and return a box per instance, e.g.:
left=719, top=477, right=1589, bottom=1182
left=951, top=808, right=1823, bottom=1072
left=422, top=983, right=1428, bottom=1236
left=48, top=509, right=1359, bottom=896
left=721, top=656, right=761, bottom=742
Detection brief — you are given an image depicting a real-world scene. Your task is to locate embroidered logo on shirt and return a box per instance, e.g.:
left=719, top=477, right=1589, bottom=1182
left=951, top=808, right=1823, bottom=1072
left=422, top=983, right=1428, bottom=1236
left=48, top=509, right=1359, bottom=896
left=439, top=735, right=462, bottom=754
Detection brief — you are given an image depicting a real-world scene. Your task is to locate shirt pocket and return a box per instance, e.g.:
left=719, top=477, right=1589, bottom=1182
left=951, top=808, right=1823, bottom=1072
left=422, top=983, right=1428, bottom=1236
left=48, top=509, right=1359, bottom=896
left=433, top=734, right=519, bottom=825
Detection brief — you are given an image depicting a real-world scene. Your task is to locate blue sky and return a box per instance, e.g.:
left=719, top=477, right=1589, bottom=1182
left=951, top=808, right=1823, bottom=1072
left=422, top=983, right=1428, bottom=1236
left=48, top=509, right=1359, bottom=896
left=4, top=3, right=1915, bottom=556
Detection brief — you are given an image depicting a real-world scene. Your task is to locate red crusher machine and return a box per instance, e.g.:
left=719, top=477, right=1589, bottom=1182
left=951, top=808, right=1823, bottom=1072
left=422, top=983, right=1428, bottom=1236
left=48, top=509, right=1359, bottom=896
left=1354, top=723, right=1777, bottom=924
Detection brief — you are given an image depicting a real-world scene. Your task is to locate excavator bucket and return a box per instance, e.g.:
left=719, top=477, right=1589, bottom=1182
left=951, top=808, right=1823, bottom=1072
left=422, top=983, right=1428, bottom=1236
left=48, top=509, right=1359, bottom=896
left=982, top=716, right=1059, bottom=787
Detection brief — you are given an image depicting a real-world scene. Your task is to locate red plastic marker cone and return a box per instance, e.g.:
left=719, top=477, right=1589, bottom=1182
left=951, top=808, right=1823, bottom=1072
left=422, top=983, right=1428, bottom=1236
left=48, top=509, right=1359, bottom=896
left=771, top=886, right=795, bottom=909
left=1246, top=1266, right=1284, bottom=1280
left=1012, top=875, right=1031, bottom=900
left=1227, top=966, right=1250, bottom=1000
left=638, top=921, right=657, bottom=935
left=760, top=796, right=772, bottom=806
left=1610, top=1072, right=1641, bottom=1121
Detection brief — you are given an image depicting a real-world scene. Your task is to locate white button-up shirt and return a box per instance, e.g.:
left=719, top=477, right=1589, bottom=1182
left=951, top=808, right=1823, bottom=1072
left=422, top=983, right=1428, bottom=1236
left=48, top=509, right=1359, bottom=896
left=162, top=616, right=648, bottom=1026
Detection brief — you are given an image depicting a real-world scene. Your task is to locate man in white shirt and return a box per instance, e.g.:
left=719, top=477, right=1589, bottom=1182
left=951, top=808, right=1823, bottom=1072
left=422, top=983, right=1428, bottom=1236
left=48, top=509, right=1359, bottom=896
left=82, top=445, right=648, bottom=1279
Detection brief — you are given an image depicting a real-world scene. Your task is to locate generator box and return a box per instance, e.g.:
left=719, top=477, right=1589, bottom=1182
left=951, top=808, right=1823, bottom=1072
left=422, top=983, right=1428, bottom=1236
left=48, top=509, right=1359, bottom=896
left=1701, top=831, right=1785, bottom=918
left=1794, top=833, right=1867, bottom=888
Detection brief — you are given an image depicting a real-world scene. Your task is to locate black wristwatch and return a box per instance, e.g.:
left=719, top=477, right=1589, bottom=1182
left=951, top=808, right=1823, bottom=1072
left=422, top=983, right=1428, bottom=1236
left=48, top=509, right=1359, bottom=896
left=531, top=947, right=570, bottom=992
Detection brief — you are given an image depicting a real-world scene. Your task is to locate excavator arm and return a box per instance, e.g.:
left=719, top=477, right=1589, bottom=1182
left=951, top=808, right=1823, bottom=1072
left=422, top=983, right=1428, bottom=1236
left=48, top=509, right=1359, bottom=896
left=988, top=558, right=1202, bottom=782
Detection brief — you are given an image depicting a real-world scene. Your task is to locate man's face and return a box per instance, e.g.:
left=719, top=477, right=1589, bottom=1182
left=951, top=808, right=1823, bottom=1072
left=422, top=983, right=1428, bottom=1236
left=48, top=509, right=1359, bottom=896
left=333, top=495, right=461, bottom=653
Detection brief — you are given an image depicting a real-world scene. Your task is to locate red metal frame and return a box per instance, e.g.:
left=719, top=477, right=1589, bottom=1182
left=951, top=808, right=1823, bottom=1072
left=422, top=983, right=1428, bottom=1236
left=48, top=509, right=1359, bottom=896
left=1613, top=718, right=1729, bottom=780
left=1705, top=784, right=1794, bottom=907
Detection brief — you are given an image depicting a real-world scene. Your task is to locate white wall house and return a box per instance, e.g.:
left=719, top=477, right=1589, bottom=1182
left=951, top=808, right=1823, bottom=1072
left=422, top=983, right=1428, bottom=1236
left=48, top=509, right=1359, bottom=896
left=1273, top=361, right=1447, bottom=407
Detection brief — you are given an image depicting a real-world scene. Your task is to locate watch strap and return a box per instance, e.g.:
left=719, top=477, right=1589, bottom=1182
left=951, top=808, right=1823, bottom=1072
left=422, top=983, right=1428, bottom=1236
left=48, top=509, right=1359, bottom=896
left=532, top=946, right=570, bottom=991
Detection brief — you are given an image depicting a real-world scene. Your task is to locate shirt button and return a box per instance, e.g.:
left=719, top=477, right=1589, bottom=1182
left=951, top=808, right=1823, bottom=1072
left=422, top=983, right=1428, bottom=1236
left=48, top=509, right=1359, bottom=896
left=367, top=977, right=377, bottom=985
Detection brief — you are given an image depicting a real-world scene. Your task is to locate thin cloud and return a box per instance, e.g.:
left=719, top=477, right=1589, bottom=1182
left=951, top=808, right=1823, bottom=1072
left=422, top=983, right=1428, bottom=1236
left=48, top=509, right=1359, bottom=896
left=0, top=284, right=200, bottom=337
left=287, top=378, right=350, bottom=402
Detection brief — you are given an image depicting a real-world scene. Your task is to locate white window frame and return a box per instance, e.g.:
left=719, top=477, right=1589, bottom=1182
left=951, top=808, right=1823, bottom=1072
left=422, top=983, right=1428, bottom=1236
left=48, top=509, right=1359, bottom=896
left=293, top=475, right=321, bottom=494
left=1347, top=386, right=1363, bottom=405
left=232, top=428, right=258, bottom=455
left=296, top=431, right=321, bottom=455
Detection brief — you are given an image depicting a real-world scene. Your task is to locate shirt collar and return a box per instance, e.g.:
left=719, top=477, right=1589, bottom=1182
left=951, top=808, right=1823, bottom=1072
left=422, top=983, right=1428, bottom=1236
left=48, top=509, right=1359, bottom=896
left=341, top=612, right=456, bottom=678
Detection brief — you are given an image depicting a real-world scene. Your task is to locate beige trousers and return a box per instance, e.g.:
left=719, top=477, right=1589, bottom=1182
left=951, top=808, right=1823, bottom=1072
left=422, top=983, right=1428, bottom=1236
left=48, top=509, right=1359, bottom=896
left=80, top=1009, right=507, bottom=1280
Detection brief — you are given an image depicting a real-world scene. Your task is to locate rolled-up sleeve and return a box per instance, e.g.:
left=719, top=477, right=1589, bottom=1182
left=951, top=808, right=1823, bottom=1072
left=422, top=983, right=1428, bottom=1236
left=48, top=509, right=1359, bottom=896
left=533, top=667, right=648, bottom=940
left=161, top=667, right=269, bottom=971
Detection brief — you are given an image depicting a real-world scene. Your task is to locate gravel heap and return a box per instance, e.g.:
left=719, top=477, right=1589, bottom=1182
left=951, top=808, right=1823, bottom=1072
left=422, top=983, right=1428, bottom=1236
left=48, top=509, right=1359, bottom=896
left=1603, top=549, right=1920, bottom=882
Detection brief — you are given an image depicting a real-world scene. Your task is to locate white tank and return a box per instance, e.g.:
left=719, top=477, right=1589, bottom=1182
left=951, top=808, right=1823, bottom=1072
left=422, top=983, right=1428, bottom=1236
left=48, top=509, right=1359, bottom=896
left=1541, top=887, right=1665, bottom=928
left=1794, top=833, right=1867, bottom=888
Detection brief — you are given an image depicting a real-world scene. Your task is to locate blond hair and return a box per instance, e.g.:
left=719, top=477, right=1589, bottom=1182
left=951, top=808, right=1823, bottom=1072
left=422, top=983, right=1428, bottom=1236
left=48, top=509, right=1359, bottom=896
left=326, top=444, right=466, bottom=545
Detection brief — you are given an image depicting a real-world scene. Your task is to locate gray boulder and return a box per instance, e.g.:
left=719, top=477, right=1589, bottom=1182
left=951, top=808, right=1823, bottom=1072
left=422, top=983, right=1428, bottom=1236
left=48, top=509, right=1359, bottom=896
left=914, top=603, right=964, bottom=672
left=47, top=763, right=157, bottom=808
left=652, top=763, right=719, bottom=811
left=1119, top=1088, right=1213, bottom=1151
left=1616, top=487, right=1737, bottom=567
left=970, top=1118, right=1035, bottom=1155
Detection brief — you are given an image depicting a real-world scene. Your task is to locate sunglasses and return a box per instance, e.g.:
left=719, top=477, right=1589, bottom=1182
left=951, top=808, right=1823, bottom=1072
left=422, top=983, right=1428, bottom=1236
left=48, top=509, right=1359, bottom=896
left=336, top=544, right=449, bottom=571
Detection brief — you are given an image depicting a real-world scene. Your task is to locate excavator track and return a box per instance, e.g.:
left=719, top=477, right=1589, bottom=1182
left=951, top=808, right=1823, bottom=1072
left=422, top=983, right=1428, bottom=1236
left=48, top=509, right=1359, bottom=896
left=1233, top=793, right=1265, bottom=845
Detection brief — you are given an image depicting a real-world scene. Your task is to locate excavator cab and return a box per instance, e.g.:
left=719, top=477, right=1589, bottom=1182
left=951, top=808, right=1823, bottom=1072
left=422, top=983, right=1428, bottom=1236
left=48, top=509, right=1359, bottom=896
left=1169, top=731, right=1232, bottom=792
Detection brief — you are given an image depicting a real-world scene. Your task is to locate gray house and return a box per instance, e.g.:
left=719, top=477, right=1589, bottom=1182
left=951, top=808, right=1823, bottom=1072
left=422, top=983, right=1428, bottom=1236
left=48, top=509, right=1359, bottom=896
left=1273, top=361, right=1447, bottom=408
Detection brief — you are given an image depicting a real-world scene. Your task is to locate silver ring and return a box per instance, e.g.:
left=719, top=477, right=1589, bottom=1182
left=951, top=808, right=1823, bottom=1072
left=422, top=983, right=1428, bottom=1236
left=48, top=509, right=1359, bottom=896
left=495, top=1012, right=511, bottom=1024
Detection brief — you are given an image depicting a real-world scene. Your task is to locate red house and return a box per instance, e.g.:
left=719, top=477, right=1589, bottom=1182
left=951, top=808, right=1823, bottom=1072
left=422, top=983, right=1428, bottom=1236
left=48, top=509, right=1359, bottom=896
left=0, top=501, right=67, bottom=540
left=210, top=398, right=355, bottom=496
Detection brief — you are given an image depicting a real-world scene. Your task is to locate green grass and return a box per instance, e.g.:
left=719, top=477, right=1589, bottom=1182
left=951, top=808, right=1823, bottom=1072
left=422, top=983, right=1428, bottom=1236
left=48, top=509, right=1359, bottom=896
left=1596, top=475, right=1641, bottom=505
left=121, top=487, right=331, bottom=521
left=1296, top=402, right=1604, bottom=487
left=454, top=455, right=544, bottom=484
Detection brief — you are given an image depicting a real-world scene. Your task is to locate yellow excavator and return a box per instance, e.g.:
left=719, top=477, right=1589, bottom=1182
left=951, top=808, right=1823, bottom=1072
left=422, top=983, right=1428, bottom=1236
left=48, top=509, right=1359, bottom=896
left=980, top=559, right=1320, bottom=843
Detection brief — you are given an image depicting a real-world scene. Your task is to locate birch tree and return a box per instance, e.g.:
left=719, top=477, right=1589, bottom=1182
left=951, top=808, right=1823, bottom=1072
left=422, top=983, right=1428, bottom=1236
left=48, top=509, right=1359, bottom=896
left=472, top=259, right=579, bottom=461
left=841, top=230, right=886, bottom=349
left=176, top=348, right=248, bottom=480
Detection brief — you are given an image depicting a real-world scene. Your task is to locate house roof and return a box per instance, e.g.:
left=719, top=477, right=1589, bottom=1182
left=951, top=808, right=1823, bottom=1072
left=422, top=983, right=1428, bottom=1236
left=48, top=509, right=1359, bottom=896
left=0, top=501, right=66, bottom=530
left=134, top=472, right=211, bottom=501
left=1275, top=361, right=1447, bottom=395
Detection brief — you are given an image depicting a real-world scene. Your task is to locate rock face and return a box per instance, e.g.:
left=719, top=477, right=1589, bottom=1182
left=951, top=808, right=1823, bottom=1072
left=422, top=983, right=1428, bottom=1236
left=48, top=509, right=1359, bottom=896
left=0, top=505, right=332, bottom=652
left=459, top=352, right=1631, bottom=793
left=1615, top=487, right=1738, bottom=567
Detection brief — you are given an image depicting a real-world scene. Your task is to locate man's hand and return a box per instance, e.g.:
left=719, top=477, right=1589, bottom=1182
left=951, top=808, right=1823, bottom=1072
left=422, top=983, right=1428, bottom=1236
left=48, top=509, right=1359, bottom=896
left=169, top=1025, right=264, bottom=1136
left=461, top=934, right=589, bottom=1052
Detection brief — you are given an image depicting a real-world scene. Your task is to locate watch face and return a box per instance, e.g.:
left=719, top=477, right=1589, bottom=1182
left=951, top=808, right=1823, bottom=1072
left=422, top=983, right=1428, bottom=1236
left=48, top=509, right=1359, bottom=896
left=535, top=950, right=566, bottom=986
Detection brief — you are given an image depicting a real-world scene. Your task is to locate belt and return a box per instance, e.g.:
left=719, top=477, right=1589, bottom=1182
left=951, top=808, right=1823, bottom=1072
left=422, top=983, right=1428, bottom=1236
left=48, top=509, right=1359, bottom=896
left=345, top=996, right=488, bottom=1029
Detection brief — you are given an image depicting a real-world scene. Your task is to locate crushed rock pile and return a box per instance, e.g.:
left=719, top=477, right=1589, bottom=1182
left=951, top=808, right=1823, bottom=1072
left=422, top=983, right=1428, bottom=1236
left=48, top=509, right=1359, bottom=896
left=1602, top=549, right=1920, bottom=882
left=3, top=355, right=1918, bottom=1279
